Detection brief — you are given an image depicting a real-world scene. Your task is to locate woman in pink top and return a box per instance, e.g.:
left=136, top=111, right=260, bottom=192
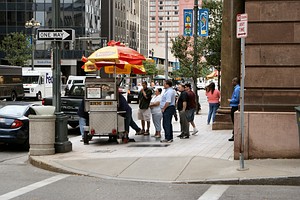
left=205, top=82, right=220, bottom=124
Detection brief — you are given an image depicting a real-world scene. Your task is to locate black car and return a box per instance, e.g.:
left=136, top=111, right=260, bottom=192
left=127, top=86, right=140, bottom=104
left=0, top=103, right=37, bottom=149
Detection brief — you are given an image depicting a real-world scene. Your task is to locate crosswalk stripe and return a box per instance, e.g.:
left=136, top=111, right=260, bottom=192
left=0, top=174, right=70, bottom=200
left=198, top=185, right=229, bottom=200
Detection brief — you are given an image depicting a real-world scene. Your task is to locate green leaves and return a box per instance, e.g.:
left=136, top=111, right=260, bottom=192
left=170, top=0, right=222, bottom=78
left=0, top=32, right=32, bottom=66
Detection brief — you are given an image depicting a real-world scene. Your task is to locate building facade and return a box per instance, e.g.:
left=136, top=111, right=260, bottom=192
left=148, top=0, right=201, bottom=72
left=0, top=0, right=148, bottom=78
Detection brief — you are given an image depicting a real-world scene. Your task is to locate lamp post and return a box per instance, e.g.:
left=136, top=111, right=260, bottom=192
left=25, top=18, right=40, bottom=70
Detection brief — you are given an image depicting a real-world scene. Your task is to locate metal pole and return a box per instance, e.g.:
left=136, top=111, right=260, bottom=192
left=164, top=31, right=168, bottom=80
left=193, top=0, right=199, bottom=71
left=31, top=30, right=35, bottom=70
left=53, top=0, right=72, bottom=153
left=239, top=37, right=246, bottom=170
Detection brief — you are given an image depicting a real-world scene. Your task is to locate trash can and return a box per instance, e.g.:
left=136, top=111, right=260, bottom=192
left=29, top=106, right=56, bottom=156
left=296, top=106, right=300, bottom=134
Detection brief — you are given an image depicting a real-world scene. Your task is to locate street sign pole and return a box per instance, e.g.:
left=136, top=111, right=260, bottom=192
left=236, top=13, right=248, bottom=171
left=52, top=0, right=72, bottom=153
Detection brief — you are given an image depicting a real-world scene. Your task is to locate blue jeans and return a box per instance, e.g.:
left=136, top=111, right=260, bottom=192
left=162, top=106, right=175, bottom=140
left=79, top=117, right=87, bottom=138
left=207, top=103, right=220, bottom=124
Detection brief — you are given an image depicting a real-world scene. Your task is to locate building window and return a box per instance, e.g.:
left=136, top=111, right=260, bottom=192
left=151, top=17, right=155, bottom=20
left=160, top=1, right=163, bottom=4
left=159, top=6, right=163, bottom=10
left=159, top=17, right=163, bottom=20
left=175, top=11, right=178, bottom=15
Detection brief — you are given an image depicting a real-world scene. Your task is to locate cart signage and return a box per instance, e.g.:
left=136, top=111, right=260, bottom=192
left=87, top=88, right=101, bottom=99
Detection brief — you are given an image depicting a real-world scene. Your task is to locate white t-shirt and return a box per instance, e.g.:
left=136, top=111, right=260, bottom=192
left=150, top=94, right=162, bottom=114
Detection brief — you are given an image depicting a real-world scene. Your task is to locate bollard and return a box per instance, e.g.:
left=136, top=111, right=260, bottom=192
left=29, top=106, right=56, bottom=156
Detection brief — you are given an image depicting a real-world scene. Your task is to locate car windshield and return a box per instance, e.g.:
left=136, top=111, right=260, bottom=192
left=23, top=76, right=39, bottom=84
left=0, top=105, right=28, bottom=117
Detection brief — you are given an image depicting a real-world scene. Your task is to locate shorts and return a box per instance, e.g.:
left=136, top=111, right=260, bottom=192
left=138, top=108, right=151, bottom=121
left=186, top=108, right=195, bottom=122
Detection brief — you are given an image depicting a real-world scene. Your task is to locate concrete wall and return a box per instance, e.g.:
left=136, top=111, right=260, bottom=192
left=244, top=0, right=300, bottom=112
left=234, top=112, right=300, bottom=160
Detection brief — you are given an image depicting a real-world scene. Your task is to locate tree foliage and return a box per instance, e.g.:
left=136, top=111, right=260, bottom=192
left=143, top=59, right=157, bottom=79
left=170, top=0, right=223, bottom=78
left=0, top=32, right=32, bottom=66
left=202, top=0, right=223, bottom=68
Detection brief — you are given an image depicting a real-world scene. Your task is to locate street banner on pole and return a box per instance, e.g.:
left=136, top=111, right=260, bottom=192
left=198, top=9, right=209, bottom=37
left=183, top=9, right=193, bottom=36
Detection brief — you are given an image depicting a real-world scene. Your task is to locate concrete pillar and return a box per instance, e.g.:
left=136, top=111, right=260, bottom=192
left=29, top=106, right=56, bottom=156
left=212, top=0, right=244, bottom=130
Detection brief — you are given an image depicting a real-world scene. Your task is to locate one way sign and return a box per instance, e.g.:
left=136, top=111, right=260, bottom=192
left=37, top=29, right=75, bottom=41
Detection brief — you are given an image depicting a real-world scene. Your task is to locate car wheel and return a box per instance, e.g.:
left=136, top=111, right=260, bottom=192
left=83, top=131, right=90, bottom=144
left=10, top=91, right=17, bottom=101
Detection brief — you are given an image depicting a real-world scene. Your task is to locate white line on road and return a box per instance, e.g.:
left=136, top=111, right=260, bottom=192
left=0, top=174, right=70, bottom=200
left=198, top=185, right=229, bottom=200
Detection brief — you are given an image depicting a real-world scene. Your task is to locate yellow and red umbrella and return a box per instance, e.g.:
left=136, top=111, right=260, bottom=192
left=81, top=40, right=147, bottom=75
left=87, top=40, right=146, bottom=65
left=95, top=60, right=146, bottom=75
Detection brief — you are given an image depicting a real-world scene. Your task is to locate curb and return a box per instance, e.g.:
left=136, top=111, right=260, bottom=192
left=29, top=156, right=300, bottom=185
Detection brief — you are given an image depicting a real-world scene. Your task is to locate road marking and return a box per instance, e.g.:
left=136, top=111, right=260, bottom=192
left=0, top=174, right=70, bottom=200
left=198, top=185, right=229, bottom=200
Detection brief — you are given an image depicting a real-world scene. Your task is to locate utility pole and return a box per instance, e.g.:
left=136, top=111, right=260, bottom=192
left=52, top=0, right=72, bottom=153
left=194, top=0, right=201, bottom=113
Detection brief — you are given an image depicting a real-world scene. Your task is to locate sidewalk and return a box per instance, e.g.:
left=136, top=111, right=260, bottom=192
left=29, top=101, right=300, bottom=185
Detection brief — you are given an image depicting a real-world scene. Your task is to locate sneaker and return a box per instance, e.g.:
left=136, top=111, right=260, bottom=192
left=177, top=133, right=184, bottom=138
left=192, top=128, right=198, bottom=135
left=160, top=139, right=173, bottom=143
left=135, top=129, right=142, bottom=135
left=228, top=136, right=234, bottom=141
left=180, top=135, right=189, bottom=139
left=155, top=135, right=161, bottom=138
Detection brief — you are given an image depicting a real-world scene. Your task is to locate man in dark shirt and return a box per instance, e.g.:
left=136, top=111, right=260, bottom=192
left=118, top=92, right=141, bottom=138
left=137, top=81, right=153, bottom=135
left=177, top=83, right=189, bottom=139
left=185, top=83, right=198, bottom=135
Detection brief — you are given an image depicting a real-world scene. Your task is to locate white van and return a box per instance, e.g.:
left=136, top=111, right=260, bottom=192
left=22, top=67, right=53, bottom=100
left=65, top=75, right=99, bottom=94
left=65, top=76, right=86, bottom=90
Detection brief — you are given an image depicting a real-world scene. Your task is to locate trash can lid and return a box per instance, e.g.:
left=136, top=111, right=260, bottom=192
left=30, top=106, right=55, bottom=115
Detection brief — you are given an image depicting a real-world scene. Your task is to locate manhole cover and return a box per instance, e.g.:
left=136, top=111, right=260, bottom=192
left=128, top=144, right=169, bottom=147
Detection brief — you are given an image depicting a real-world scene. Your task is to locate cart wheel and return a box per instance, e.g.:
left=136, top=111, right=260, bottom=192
left=83, top=131, right=89, bottom=144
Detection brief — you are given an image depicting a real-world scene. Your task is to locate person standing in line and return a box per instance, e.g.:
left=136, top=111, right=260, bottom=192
left=77, top=98, right=89, bottom=142
left=149, top=88, right=162, bottom=138
left=206, top=82, right=221, bottom=125
left=160, top=80, right=176, bottom=143
left=176, top=83, right=190, bottom=139
left=184, top=83, right=198, bottom=135
left=228, top=77, right=240, bottom=141
left=137, top=81, right=153, bottom=135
